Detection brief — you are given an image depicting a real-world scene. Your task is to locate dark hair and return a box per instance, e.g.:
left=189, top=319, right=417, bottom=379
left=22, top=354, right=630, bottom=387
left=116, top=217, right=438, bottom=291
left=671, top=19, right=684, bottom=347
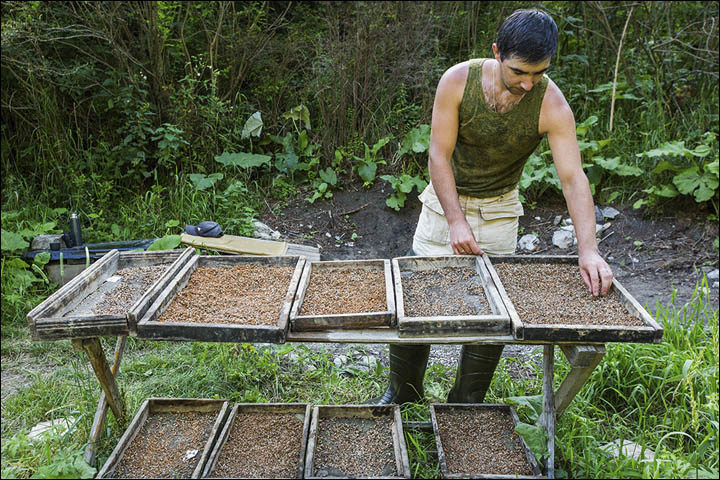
left=496, top=9, right=558, bottom=63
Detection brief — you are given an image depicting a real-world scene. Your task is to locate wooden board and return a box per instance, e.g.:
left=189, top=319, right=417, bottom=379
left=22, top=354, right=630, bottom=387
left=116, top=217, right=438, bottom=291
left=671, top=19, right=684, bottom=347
left=304, top=405, right=411, bottom=479
left=429, top=403, right=544, bottom=479
left=97, top=397, right=230, bottom=479
left=202, top=403, right=311, bottom=479
left=26, top=248, right=195, bottom=340
left=482, top=255, right=663, bottom=343
left=136, top=255, right=305, bottom=344
left=393, top=255, right=511, bottom=337
left=290, top=259, right=396, bottom=331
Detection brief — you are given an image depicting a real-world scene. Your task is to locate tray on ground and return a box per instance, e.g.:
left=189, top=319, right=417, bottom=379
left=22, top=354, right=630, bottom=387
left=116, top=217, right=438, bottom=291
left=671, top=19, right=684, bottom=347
left=483, top=255, right=663, bottom=343
left=290, top=259, right=396, bottom=331
left=304, top=405, right=410, bottom=479
left=26, top=248, right=195, bottom=340
left=136, top=255, right=305, bottom=343
left=392, top=255, right=510, bottom=337
left=430, top=403, right=543, bottom=479
left=97, top=397, right=230, bottom=479
left=202, top=403, right=311, bottom=479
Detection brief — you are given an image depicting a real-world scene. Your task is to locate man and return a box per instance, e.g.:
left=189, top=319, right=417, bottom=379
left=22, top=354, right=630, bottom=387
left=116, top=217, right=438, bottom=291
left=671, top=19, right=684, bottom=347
left=373, top=9, right=614, bottom=405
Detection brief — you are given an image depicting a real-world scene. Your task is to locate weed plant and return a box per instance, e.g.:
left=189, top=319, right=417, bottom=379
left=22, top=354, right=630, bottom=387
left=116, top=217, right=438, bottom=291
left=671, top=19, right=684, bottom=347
left=2, top=281, right=717, bottom=478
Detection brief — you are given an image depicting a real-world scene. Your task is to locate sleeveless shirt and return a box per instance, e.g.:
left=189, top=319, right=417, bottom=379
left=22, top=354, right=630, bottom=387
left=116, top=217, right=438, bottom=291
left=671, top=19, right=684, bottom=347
left=451, top=58, right=549, bottom=198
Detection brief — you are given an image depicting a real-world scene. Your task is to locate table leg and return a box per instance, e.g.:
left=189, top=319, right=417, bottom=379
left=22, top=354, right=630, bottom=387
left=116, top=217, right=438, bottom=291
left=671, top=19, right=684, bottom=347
left=540, top=344, right=555, bottom=479
left=556, top=345, right=606, bottom=417
left=83, top=336, right=128, bottom=466
left=72, top=338, right=125, bottom=423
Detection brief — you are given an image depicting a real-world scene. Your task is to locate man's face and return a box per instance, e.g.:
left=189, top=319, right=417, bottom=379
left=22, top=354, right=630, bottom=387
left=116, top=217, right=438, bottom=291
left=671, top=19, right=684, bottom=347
left=492, top=44, right=551, bottom=95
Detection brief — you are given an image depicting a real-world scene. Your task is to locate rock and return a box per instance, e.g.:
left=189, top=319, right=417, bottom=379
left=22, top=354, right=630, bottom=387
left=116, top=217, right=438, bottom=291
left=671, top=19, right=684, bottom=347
left=357, top=354, right=377, bottom=368
left=552, top=230, right=574, bottom=249
left=601, top=440, right=655, bottom=461
left=287, top=351, right=300, bottom=363
left=602, top=206, right=621, bottom=220
left=333, top=355, right=348, bottom=368
left=561, top=225, right=575, bottom=232
left=564, top=217, right=573, bottom=225
left=28, top=417, right=76, bottom=442
left=518, top=234, right=540, bottom=252
left=553, top=215, right=563, bottom=226
left=253, top=221, right=281, bottom=240
left=31, top=234, right=66, bottom=250
left=707, top=269, right=719, bottom=281
left=595, top=205, right=604, bottom=223
left=325, top=232, right=332, bottom=238
left=305, top=364, right=317, bottom=372
left=713, top=281, right=719, bottom=289
left=534, top=216, right=541, bottom=221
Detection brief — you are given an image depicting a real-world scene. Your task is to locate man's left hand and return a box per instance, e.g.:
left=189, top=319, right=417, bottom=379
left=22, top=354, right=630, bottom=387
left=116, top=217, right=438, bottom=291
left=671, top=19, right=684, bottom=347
left=578, top=250, right=613, bottom=296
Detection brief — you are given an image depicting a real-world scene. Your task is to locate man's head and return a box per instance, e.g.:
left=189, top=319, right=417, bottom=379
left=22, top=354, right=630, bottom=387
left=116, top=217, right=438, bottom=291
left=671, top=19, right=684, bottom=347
left=495, top=9, right=558, bottom=63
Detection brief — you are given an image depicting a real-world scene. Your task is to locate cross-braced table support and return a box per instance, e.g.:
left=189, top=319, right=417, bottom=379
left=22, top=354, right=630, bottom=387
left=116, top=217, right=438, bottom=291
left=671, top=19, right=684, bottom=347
left=77, top=333, right=607, bottom=475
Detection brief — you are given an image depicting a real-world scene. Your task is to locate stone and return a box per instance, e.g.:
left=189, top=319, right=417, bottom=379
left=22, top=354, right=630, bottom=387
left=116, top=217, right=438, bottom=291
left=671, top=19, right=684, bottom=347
left=595, top=205, right=604, bottom=223
left=305, top=364, right=317, bottom=372
left=534, top=216, right=541, bottom=221
left=333, top=355, right=348, bottom=368
left=28, top=417, right=76, bottom=442
left=552, top=230, right=574, bottom=249
left=518, top=234, right=540, bottom=252
left=601, top=440, right=655, bottom=461
left=252, top=221, right=281, bottom=240
left=706, top=269, right=719, bottom=281
left=357, top=354, right=377, bottom=368
left=553, top=215, right=563, bottom=226
left=561, top=225, right=575, bottom=232
left=602, top=206, right=621, bottom=219
left=31, top=234, right=66, bottom=250
left=713, top=281, right=719, bottom=289
left=564, top=217, right=573, bottom=225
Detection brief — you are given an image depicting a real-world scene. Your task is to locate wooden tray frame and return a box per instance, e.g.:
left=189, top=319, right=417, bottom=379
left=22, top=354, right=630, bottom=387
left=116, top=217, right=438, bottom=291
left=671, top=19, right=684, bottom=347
left=392, top=255, right=511, bottom=337
left=97, top=397, right=230, bottom=479
left=26, top=248, right=195, bottom=340
left=290, top=259, right=396, bottom=331
left=136, top=255, right=305, bottom=344
left=304, top=405, right=411, bottom=479
left=202, top=403, right=312, bottom=478
left=429, top=403, right=544, bottom=479
left=482, top=255, right=663, bottom=343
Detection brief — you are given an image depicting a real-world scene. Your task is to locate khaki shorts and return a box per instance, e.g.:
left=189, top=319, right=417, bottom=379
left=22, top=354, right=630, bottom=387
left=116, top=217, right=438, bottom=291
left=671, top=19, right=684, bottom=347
left=412, top=182, right=523, bottom=256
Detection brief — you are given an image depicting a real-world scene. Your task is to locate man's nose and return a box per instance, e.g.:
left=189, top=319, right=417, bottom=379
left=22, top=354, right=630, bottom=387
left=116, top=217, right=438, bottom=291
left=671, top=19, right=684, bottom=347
left=521, top=80, right=534, bottom=91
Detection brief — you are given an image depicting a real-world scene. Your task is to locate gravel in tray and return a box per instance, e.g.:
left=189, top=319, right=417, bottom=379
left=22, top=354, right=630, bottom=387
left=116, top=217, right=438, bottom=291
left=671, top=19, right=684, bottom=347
left=68, top=266, right=168, bottom=316
left=210, top=412, right=305, bottom=478
left=494, top=262, right=644, bottom=326
left=156, top=264, right=295, bottom=326
left=110, top=411, right=216, bottom=478
left=300, top=267, right=386, bottom=315
left=402, top=266, right=490, bottom=317
left=435, top=407, right=533, bottom=476
left=314, top=416, right=396, bottom=478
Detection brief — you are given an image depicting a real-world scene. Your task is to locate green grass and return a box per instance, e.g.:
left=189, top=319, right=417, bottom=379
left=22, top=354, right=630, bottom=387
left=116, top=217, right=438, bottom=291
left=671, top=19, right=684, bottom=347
left=1, top=281, right=717, bottom=478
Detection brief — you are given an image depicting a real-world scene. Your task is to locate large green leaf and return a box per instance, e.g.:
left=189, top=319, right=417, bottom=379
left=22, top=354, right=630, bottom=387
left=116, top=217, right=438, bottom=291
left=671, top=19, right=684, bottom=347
left=215, top=152, right=271, bottom=168
left=673, top=167, right=719, bottom=202
left=188, top=173, right=223, bottom=190
left=514, top=422, right=549, bottom=462
left=147, top=235, right=182, bottom=251
left=637, top=141, right=688, bottom=158
left=283, top=104, right=311, bottom=130
left=592, top=156, right=643, bottom=176
left=1, top=229, right=29, bottom=252
left=399, top=124, right=431, bottom=156
left=504, top=395, right=543, bottom=422
left=241, top=111, right=263, bottom=139
left=358, top=162, right=377, bottom=184
left=318, top=167, right=337, bottom=186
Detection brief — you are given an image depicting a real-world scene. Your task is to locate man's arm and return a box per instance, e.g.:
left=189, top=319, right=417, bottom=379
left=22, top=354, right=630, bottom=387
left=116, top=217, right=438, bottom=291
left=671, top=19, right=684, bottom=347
left=540, top=80, right=613, bottom=296
left=428, top=63, right=483, bottom=255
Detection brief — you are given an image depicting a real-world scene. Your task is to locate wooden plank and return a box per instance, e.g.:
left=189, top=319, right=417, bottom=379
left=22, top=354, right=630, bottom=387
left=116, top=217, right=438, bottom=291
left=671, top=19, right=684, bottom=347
left=482, top=254, right=524, bottom=340
left=84, top=336, right=127, bottom=466
left=484, top=255, right=662, bottom=344
left=555, top=347, right=605, bottom=417
left=429, top=403, right=543, bottom=479
left=304, top=404, right=410, bottom=479
left=202, top=403, right=311, bottom=479
left=286, top=243, right=321, bottom=261
left=136, top=255, right=305, bottom=343
left=540, top=345, right=555, bottom=479
left=290, top=259, right=396, bottom=331
left=392, top=255, right=511, bottom=337
left=79, top=338, right=125, bottom=422
left=97, top=398, right=229, bottom=478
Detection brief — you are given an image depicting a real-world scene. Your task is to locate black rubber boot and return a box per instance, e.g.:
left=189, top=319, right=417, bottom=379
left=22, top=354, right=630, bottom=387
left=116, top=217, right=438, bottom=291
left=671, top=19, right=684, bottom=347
left=447, top=344, right=504, bottom=403
left=369, top=344, right=431, bottom=404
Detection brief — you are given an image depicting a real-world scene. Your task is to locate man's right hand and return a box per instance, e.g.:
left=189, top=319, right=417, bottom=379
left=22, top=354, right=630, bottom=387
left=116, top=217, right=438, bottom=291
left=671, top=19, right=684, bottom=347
left=449, top=219, right=483, bottom=255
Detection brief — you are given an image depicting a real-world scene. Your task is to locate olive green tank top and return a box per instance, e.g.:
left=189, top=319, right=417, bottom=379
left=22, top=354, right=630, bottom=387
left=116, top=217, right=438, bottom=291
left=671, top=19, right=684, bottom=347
left=452, top=58, right=549, bottom=198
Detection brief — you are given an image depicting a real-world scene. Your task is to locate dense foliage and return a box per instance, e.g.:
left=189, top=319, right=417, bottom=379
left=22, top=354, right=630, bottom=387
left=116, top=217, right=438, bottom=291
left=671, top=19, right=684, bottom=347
left=2, top=1, right=718, bottom=239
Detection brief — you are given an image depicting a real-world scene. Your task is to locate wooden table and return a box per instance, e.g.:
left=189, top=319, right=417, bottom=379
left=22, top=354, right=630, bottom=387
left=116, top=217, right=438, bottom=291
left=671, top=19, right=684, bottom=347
left=75, top=329, right=606, bottom=479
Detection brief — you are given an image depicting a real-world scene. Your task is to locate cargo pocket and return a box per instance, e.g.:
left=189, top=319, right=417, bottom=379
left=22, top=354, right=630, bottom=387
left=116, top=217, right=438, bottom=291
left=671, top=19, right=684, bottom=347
left=479, top=190, right=524, bottom=221
left=476, top=190, right=524, bottom=255
left=414, top=183, right=451, bottom=245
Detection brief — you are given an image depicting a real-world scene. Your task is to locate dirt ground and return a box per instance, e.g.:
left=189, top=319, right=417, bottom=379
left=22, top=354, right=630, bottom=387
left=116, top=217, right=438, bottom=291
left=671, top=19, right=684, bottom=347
left=261, top=180, right=720, bottom=315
